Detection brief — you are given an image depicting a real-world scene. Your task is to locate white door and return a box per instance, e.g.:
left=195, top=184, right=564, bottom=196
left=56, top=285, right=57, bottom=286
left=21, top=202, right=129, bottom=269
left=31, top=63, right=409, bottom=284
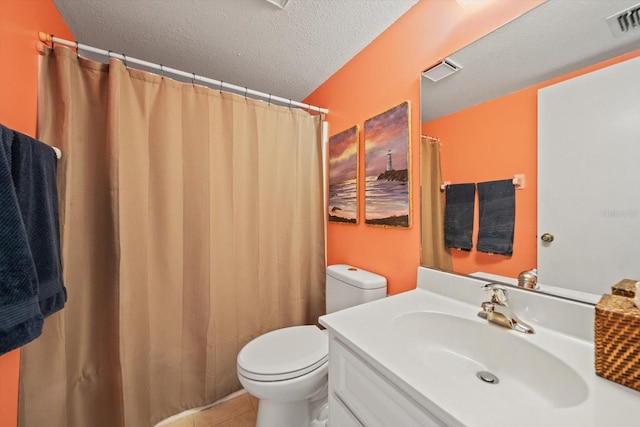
left=537, top=56, right=640, bottom=296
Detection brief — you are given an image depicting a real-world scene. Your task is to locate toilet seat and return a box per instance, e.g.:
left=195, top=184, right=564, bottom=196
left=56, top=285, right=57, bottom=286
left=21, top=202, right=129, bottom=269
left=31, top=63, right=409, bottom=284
left=237, top=325, right=328, bottom=382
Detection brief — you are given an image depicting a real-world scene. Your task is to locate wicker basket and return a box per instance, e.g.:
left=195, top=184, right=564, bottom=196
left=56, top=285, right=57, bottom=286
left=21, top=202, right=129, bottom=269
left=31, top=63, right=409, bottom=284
left=595, top=294, right=640, bottom=391
left=612, top=279, right=637, bottom=298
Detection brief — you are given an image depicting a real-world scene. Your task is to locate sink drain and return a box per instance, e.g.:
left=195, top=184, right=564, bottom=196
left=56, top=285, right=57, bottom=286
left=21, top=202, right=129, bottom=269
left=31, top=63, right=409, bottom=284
left=476, top=371, right=499, bottom=384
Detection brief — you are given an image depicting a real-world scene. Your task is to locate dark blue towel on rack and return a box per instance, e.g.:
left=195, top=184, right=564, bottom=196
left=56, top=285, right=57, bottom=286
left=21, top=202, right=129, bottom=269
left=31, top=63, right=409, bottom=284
left=10, top=127, right=67, bottom=316
left=477, top=179, right=515, bottom=256
left=0, top=124, right=66, bottom=355
left=1, top=125, right=44, bottom=355
left=444, top=183, right=476, bottom=251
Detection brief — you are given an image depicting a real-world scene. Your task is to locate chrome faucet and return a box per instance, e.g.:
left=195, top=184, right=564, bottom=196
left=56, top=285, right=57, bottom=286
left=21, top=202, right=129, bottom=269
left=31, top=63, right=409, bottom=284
left=478, top=283, right=535, bottom=334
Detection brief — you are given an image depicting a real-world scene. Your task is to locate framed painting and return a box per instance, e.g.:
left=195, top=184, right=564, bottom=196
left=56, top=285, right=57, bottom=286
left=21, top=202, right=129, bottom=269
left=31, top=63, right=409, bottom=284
left=364, top=101, right=411, bottom=228
left=328, top=125, right=359, bottom=224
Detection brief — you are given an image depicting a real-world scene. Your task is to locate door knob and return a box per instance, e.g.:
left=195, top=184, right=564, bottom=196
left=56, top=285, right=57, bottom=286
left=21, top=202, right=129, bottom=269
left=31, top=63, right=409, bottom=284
left=541, top=233, right=554, bottom=243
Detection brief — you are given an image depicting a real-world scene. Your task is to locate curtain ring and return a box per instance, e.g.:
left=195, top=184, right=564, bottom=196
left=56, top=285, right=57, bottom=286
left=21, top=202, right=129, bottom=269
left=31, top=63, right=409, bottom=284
left=107, top=50, right=112, bottom=58
left=219, top=80, right=224, bottom=94
left=191, top=72, right=196, bottom=86
left=75, top=40, right=79, bottom=59
left=289, top=99, right=292, bottom=109
left=159, top=64, right=164, bottom=79
left=122, top=53, right=128, bottom=69
left=51, top=34, right=55, bottom=49
left=268, top=94, right=272, bottom=105
left=244, top=87, right=248, bottom=100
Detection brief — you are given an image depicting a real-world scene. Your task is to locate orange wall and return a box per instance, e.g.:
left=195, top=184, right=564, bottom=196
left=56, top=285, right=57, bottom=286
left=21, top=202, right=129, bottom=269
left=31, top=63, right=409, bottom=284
left=423, top=48, right=640, bottom=278
left=0, top=1, right=73, bottom=426
left=304, top=0, right=545, bottom=295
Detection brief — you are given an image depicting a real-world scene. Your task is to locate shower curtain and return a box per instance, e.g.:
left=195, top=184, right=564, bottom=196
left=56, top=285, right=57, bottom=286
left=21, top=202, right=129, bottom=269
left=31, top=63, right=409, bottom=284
left=19, top=45, right=325, bottom=427
left=420, top=136, right=453, bottom=271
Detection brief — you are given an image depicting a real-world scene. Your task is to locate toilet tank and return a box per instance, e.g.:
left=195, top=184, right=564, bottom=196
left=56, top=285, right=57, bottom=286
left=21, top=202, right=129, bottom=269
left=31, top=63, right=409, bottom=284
left=326, top=264, right=387, bottom=314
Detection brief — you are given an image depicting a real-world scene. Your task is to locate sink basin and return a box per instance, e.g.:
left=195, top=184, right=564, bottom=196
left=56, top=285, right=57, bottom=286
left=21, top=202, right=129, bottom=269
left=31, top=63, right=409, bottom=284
left=391, top=312, right=588, bottom=409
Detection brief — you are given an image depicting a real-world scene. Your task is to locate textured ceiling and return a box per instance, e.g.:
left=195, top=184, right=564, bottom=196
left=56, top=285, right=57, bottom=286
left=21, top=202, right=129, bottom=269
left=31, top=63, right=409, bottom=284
left=53, top=0, right=419, bottom=105
left=421, top=0, right=640, bottom=122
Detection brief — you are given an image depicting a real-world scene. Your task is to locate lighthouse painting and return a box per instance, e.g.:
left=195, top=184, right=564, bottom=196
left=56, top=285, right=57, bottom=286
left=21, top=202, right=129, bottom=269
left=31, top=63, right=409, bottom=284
left=364, top=101, right=411, bottom=228
left=328, top=125, right=359, bottom=224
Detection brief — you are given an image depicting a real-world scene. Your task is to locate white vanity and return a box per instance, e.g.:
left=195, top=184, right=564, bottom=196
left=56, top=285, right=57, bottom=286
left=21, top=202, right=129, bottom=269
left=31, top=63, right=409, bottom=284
left=319, top=267, right=640, bottom=427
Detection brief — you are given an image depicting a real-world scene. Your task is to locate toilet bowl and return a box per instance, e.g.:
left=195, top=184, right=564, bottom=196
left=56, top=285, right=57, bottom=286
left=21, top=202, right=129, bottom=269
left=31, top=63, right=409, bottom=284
left=238, top=326, right=329, bottom=426
left=237, top=265, right=387, bottom=427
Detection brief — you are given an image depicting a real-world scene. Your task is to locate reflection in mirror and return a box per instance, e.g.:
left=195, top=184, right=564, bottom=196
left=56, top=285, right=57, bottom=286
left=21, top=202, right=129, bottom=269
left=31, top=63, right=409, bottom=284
left=420, top=0, right=640, bottom=303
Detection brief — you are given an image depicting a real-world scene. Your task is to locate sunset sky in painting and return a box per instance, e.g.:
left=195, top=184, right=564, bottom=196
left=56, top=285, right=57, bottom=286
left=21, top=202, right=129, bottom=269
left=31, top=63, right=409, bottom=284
left=364, top=101, right=409, bottom=177
left=329, top=126, right=358, bottom=184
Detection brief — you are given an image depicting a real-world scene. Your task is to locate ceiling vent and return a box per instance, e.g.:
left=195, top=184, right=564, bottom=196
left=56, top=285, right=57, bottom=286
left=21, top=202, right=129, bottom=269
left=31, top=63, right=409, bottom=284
left=422, top=59, right=462, bottom=82
left=607, top=3, right=640, bottom=37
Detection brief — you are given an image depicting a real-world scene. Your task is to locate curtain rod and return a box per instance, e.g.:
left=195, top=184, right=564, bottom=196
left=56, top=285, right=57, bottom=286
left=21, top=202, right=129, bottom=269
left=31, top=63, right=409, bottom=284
left=421, top=134, right=440, bottom=143
left=38, top=32, right=329, bottom=115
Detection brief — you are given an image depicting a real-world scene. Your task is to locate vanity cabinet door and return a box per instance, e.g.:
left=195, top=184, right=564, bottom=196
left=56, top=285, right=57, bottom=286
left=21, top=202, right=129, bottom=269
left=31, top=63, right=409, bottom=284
left=329, top=337, right=446, bottom=427
left=329, top=394, right=364, bottom=427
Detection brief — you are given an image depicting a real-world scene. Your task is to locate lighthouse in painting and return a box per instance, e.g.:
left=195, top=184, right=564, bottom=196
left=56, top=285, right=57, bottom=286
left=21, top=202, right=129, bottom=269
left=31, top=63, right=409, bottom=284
left=386, top=150, right=392, bottom=171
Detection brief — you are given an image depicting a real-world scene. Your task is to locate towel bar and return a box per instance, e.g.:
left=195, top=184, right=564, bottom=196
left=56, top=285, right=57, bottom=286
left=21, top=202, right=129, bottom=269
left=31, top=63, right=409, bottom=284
left=440, top=174, right=525, bottom=191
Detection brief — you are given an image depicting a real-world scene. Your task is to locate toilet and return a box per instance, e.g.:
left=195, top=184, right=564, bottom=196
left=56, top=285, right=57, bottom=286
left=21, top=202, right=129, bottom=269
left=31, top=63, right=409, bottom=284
left=237, top=264, right=387, bottom=427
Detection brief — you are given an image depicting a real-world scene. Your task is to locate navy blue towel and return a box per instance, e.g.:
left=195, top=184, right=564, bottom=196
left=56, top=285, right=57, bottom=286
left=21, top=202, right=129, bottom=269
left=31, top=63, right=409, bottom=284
left=444, top=183, right=476, bottom=251
left=0, top=124, right=66, bottom=355
left=477, top=179, right=515, bottom=256
left=1, top=125, right=44, bottom=354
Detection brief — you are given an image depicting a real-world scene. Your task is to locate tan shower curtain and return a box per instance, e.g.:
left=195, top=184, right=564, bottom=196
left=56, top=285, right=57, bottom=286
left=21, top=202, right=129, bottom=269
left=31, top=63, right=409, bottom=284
left=420, top=136, right=452, bottom=271
left=19, top=46, right=325, bottom=427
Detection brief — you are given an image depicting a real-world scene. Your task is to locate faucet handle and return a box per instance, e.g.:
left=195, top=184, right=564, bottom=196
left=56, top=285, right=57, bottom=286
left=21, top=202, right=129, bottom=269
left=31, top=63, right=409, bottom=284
left=482, top=283, right=508, bottom=305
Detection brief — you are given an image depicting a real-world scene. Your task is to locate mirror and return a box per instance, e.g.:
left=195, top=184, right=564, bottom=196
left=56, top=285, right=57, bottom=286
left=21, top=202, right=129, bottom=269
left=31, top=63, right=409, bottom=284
left=420, top=0, right=640, bottom=303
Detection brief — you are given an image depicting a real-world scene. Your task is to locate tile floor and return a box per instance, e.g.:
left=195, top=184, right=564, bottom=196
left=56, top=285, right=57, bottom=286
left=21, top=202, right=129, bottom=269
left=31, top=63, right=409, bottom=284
left=163, top=392, right=258, bottom=427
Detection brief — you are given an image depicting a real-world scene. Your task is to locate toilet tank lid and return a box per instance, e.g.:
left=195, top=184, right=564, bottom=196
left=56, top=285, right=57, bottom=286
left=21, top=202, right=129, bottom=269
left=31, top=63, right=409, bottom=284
left=327, top=264, right=387, bottom=290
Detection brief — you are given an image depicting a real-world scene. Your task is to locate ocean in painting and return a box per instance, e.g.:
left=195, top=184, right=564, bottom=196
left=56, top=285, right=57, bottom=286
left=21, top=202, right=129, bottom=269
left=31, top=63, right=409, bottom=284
left=365, top=176, right=409, bottom=226
left=329, top=178, right=357, bottom=223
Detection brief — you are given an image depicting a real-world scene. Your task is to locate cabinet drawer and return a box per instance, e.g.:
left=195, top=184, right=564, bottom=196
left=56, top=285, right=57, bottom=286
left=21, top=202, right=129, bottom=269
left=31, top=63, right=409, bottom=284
left=330, top=337, right=445, bottom=427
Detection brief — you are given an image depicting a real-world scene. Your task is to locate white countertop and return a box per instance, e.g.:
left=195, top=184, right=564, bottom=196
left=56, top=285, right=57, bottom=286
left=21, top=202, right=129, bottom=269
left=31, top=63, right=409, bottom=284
left=319, top=268, right=640, bottom=427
